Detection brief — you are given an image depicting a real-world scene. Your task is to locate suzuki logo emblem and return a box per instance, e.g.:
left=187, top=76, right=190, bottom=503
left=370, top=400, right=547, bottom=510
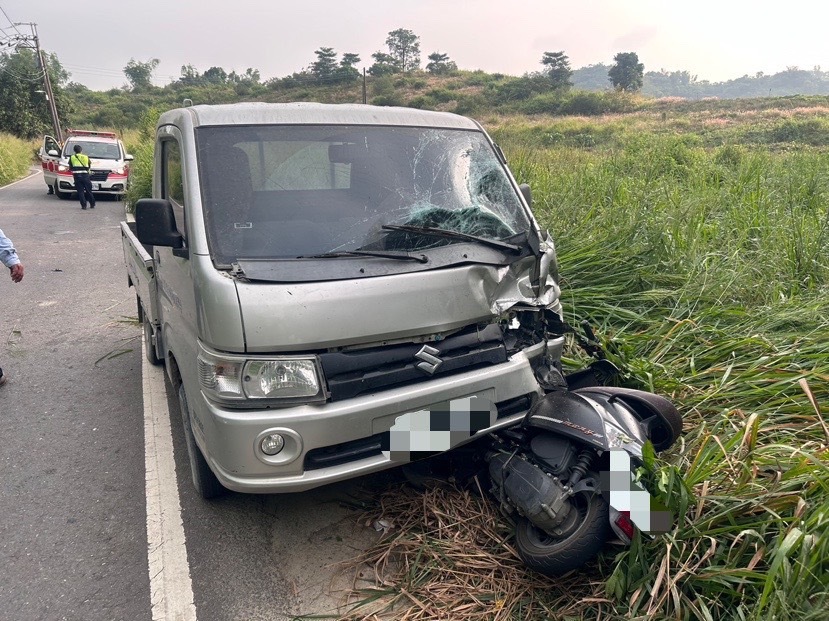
left=415, top=345, right=443, bottom=376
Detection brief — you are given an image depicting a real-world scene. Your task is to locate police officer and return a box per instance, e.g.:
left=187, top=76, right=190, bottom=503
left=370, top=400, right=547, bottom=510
left=68, top=144, right=96, bottom=210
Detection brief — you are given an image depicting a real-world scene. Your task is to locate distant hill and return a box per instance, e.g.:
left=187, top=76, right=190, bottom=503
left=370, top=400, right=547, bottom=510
left=575, top=64, right=829, bottom=99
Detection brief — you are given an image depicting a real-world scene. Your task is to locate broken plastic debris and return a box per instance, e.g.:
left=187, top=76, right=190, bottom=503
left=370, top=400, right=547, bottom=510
left=372, top=519, right=392, bottom=534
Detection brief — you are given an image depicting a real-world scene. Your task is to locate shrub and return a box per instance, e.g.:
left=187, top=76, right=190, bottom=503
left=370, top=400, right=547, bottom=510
left=408, top=95, right=436, bottom=110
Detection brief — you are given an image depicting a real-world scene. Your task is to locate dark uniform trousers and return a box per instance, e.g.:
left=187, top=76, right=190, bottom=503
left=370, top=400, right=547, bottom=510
left=73, top=173, right=96, bottom=208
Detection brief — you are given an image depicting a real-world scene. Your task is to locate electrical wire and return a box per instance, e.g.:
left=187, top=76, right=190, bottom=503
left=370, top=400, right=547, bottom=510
left=0, top=3, right=22, bottom=36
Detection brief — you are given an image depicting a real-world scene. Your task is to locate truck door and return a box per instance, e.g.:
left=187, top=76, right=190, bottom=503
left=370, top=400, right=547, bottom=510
left=154, top=133, right=199, bottom=383
left=40, top=135, right=61, bottom=193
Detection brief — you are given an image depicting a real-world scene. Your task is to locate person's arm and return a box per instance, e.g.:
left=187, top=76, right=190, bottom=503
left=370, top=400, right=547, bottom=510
left=0, top=228, right=23, bottom=282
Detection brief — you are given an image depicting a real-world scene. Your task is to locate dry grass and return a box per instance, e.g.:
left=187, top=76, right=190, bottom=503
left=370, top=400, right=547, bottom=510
left=339, top=482, right=615, bottom=621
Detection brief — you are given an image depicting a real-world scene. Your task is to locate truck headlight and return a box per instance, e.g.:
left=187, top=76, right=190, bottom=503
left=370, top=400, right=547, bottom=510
left=197, top=343, right=325, bottom=404
left=58, top=164, right=69, bottom=172
left=244, top=359, right=321, bottom=399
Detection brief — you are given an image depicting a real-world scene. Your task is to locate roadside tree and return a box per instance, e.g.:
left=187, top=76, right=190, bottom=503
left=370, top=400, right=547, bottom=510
left=0, top=49, right=70, bottom=138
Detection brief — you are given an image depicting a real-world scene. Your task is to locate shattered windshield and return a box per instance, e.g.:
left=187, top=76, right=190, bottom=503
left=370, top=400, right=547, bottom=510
left=196, top=125, right=531, bottom=265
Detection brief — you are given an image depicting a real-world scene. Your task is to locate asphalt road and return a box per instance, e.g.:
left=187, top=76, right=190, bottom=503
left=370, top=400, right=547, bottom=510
left=0, top=171, right=398, bottom=621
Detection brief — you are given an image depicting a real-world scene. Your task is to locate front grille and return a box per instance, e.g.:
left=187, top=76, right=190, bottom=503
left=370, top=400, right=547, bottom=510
left=90, top=170, right=109, bottom=182
left=319, top=324, right=508, bottom=402
left=303, top=392, right=536, bottom=471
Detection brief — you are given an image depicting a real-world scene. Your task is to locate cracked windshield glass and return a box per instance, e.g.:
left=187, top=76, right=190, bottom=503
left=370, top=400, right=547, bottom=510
left=197, top=125, right=531, bottom=265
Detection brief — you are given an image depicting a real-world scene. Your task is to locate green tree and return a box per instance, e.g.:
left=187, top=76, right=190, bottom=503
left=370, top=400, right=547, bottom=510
left=540, top=51, right=572, bottom=89
left=202, top=66, right=228, bottom=84
left=608, top=52, right=644, bottom=92
left=228, top=67, right=261, bottom=89
left=311, top=47, right=338, bottom=79
left=179, top=64, right=201, bottom=85
left=0, top=49, right=69, bottom=138
left=426, top=52, right=457, bottom=75
left=123, top=58, right=159, bottom=90
left=384, top=28, right=420, bottom=72
left=338, top=53, right=361, bottom=81
left=368, top=51, right=399, bottom=76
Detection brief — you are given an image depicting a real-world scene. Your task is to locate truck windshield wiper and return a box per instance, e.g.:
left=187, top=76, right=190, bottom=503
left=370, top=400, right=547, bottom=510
left=381, top=225, right=523, bottom=254
left=296, top=250, right=429, bottom=263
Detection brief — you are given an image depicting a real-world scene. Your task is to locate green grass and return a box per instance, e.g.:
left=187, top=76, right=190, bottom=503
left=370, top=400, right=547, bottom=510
left=0, top=133, right=36, bottom=187
left=492, top=108, right=829, bottom=619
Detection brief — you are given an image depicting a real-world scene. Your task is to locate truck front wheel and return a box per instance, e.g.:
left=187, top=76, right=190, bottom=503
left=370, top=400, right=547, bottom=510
left=177, top=384, right=225, bottom=499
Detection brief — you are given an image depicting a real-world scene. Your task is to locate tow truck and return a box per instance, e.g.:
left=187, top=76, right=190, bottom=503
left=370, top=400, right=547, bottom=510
left=39, top=129, right=133, bottom=200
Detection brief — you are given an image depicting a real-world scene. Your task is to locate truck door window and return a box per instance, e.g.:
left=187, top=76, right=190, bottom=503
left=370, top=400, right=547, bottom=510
left=162, top=139, right=186, bottom=237
left=44, top=136, right=59, bottom=154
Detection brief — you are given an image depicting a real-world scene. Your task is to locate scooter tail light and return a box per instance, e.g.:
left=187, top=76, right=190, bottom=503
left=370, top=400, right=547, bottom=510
left=615, top=510, right=636, bottom=541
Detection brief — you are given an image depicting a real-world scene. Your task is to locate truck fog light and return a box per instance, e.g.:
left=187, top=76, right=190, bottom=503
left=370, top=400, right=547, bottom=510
left=261, top=433, right=285, bottom=456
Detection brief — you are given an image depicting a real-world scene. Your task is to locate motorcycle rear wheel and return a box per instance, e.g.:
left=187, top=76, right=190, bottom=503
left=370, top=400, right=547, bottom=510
left=514, top=491, right=610, bottom=576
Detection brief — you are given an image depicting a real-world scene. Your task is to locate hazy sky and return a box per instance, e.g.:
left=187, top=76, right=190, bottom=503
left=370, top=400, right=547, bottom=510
left=2, top=1, right=827, bottom=90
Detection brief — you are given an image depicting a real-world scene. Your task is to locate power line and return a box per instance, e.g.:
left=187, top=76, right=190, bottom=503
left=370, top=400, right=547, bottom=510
left=0, top=3, right=22, bottom=36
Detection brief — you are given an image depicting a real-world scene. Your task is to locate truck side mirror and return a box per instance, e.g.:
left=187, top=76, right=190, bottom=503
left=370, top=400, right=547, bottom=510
left=136, top=199, right=184, bottom=249
left=47, top=149, right=59, bottom=157
left=519, top=183, right=532, bottom=208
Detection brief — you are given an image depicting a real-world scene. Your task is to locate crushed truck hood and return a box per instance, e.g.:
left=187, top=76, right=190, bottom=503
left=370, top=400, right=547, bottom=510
left=235, top=254, right=559, bottom=352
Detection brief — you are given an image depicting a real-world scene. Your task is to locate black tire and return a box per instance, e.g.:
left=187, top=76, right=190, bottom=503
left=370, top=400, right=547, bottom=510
left=55, top=182, right=70, bottom=200
left=177, top=384, right=225, bottom=499
left=647, top=406, right=683, bottom=452
left=143, top=315, right=163, bottom=366
left=514, top=491, right=610, bottom=576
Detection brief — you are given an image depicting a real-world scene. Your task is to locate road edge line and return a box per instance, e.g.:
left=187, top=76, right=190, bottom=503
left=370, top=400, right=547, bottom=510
left=143, top=355, right=198, bottom=621
left=0, top=169, right=42, bottom=192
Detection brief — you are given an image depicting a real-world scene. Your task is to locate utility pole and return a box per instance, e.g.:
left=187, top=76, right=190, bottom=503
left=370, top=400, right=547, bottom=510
left=12, top=22, right=63, bottom=143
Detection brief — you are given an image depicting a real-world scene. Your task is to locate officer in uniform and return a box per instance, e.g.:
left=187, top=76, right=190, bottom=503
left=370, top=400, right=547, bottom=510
left=68, top=144, right=96, bottom=210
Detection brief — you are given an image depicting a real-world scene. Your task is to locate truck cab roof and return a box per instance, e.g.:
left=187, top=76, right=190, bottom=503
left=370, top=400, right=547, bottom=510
left=162, top=102, right=482, bottom=130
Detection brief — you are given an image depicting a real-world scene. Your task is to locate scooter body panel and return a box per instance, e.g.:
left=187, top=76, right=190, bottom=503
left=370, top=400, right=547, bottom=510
left=524, top=390, right=610, bottom=451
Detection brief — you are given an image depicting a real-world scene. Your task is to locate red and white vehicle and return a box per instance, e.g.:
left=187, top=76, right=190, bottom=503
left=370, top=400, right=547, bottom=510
left=39, top=130, right=133, bottom=200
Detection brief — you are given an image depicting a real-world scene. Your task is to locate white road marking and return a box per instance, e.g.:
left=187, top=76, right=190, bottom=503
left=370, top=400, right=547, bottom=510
left=143, top=355, right=198, bottom=621
left=0, top=169, right=41, bottom=191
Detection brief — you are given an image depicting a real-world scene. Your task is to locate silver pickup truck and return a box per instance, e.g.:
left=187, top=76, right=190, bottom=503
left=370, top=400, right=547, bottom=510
left=122, top=102, right=565, bottom=498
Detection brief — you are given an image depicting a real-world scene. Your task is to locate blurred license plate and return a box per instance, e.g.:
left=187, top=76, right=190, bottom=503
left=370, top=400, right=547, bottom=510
left=375, top=390, right=497, bottom=462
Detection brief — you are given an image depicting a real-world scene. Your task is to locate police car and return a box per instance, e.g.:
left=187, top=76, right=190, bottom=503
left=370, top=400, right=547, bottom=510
left=39, top=130, right=133, bottom=200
